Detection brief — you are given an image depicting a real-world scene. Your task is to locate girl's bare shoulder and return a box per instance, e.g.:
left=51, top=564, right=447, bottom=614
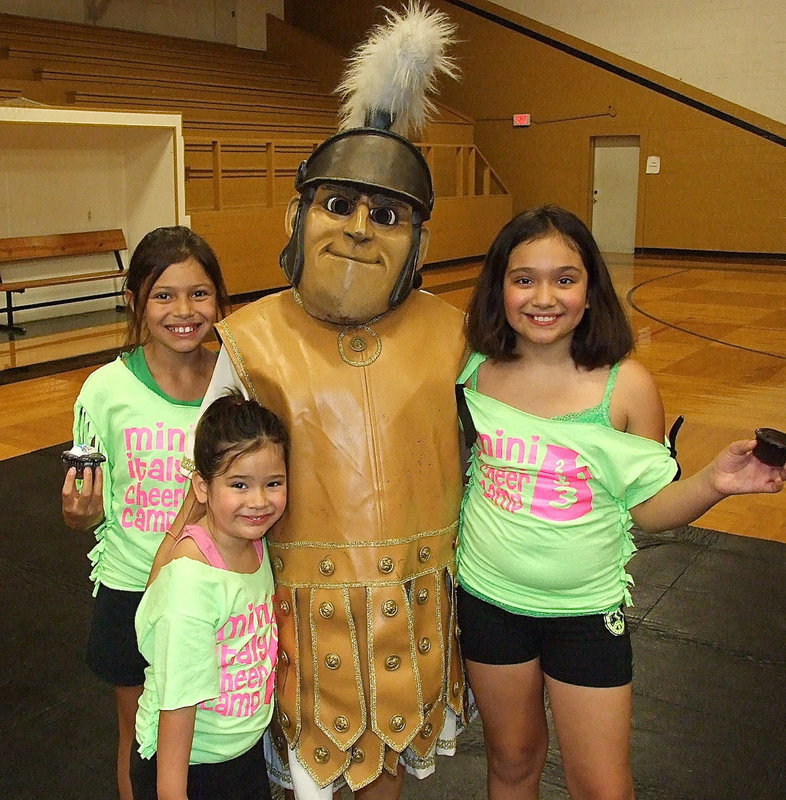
left=170, top=534, right=210, bottom=566
left=611, top=358, right=665, bottom=440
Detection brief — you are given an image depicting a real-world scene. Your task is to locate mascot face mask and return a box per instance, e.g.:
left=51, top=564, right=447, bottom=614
left=286, top=182, right=428, bottom=325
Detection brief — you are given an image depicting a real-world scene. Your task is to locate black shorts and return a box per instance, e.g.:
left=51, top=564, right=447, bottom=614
left=86, top=584, right=148, bottom=687
left=130, top=735, right=272, bottom=800
left=457, top=585, right=632, bottom=688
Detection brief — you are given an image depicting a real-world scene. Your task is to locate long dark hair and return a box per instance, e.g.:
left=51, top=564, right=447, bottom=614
left=124, top=226, right=230, bottom=350
left=466, top=205, right=633, bottom=368
left=193, top=391, right=289, bottom=481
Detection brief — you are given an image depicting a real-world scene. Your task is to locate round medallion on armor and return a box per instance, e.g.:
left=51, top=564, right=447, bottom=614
left=325, top=653, right=342, bottom=670
left=418, top=637, right=431, bottom=654
left=318, top=558, right=335, bottom=576
left=273, top=557, right=284, bottom=573
left=389, top=715, right=406, bottom=732
left=382, top=599, right=398, bottom=617
left=423, top=702, right=433, bottom=715
left=418, top=546, right=431, bottom=562
left=314, top=747, right=331, bottom=764
left=385, top=654, right=401, bottom=671
left=278, top=600, right=290, bottom=615
left=319, top=601, right=335, bottom=618
left=416, top=588, right=429, bottom=604
left=351, top=746, right=365, bottom=764
left=334, top=715, right=350, bottom=733
left=421, top=722, right=434, bottom=738
left=378, top=556, right=394, bottom=574
left=349, top=336, right=366, bottom=352
left=452, top=681, right=460, bottom=696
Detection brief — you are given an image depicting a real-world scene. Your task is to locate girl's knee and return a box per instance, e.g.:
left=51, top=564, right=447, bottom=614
left=563, top=771, right=634, bottom=800
left=486, top=735, right=548, bottom=787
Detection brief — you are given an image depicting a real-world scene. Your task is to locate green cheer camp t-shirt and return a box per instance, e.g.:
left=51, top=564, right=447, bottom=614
left=135, top=549, right=278, bottom=764
left=72, top=352, right=201, bottom=592
left=457, top=352, right=677, bottom=616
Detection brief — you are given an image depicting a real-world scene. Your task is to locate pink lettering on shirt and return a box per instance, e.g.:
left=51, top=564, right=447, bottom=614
left=476, top=429, right=593, bottom=521
left=200, top=601, right=279, bottom=718
left=120, top=421, right=193, bottom=532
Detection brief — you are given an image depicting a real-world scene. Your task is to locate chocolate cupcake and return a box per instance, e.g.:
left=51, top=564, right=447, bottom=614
left=61, top=444, right=106, bottom=478
left=753, top=428, right=786, bottom=468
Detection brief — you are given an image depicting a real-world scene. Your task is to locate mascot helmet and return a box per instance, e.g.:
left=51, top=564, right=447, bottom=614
left=279, top=2, right=458, bottom=312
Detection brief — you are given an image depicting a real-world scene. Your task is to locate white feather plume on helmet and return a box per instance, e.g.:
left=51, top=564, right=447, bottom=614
left=336, top=2, right=460, bottom=137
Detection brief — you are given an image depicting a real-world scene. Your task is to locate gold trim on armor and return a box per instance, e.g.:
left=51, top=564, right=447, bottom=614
left=269, top=521, right=457, bottom=551
left=269, top=525, right=458, bottom=589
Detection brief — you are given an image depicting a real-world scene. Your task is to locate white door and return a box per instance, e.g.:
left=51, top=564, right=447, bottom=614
left=591, top=136, right=640, bottom=254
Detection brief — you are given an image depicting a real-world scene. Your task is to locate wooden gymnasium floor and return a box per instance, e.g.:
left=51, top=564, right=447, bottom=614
left=1, top=253, right=784, bottom=542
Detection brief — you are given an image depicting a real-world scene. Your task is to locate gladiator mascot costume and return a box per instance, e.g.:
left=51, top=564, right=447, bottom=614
left=193, top=5, right=468, bottom=796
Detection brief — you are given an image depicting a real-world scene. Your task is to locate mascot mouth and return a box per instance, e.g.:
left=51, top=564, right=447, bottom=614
left=325, top=248, right=382, bottom=266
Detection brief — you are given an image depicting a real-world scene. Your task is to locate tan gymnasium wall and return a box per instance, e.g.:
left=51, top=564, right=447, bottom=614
left=285, top=0, right=786, bottom=256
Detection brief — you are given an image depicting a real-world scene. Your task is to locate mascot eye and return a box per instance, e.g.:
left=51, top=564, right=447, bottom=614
left=370, top=207, right=398, bottom=226
left=325, top=196, right=352, bottom=215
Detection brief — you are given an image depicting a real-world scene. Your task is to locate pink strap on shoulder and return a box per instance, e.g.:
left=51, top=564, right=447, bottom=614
left=252, top=538, right=265, bottom=565
left=179, top=525, right=229, bottom=570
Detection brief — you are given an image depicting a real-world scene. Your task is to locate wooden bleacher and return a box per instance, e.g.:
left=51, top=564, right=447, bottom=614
left=0, top=11, right=512, bottom=303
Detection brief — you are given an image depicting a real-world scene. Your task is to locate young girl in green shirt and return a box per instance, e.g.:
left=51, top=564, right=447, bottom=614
left=457, top=205, right=784, bottom=800
left=61, top=226, right=230, bottom=800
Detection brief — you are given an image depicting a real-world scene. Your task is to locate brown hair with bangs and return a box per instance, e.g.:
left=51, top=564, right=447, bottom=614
left=466, top=205, right=633, bottom=369
left=123, top=226, right=230, bottom=351
left=193, top=391, right=289, bottom=482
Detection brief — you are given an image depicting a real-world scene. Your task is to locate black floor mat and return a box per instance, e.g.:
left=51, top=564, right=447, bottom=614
left=2, top=444, right=784, bottom=799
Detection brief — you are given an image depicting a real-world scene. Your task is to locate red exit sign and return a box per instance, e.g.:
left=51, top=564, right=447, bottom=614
left=512, top=113, right=531, bottom=127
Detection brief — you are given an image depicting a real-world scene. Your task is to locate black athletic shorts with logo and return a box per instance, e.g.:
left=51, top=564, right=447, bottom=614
left=457, top=585, right=632, bottom=688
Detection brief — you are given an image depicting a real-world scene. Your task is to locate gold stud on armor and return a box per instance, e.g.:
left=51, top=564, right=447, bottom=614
left=452, top=681, right=460, bottom=696
left=350, top=336, right=366, bottom=352
left=418, top=637, right=431, bottom=654
left=273, top=557, right=284, bottom=573
left=385, top=654, right=401, bottom=671
left=278, top=600, right=290, bottom=615
left=382, top=599, right=398, bottom=617
left=416, top=588, right=429, bottom=604
left=318, top=558, right=335, bottom=576
left=314, top=747, right=330, bottom=764
left=423, top=702, right=433, bottom=715
left=280, top=712, right=291, bottom=728
left=421, top=722, right=434, bottom=738
left=319, top=602, right=335, bottom=618
left=389, top=715, right=406, bottom=732
left=334, top=715, right=350, bottom=733
left=378, top=556, right=394, bottom=574
left=351, top=746, right=365, bottom=764
left=418, top=546, right=431, bottom=562
left=325, top=653, right=342, bottom=670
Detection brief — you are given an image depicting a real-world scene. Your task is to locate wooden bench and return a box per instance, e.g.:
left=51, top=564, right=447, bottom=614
left=0, top=228, right=127, bottom=334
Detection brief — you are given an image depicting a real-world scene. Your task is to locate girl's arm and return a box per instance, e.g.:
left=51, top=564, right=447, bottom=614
left=631, top=439, right=784, bottom=532
left=616, top=359, right=784, bottom=531
left=156, top=705, right=197, bottom=800
left=61, top=466, right=104, bottom=530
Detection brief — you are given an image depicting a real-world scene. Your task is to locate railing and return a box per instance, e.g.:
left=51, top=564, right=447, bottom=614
left=184, top=137, right=509, bottom=212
